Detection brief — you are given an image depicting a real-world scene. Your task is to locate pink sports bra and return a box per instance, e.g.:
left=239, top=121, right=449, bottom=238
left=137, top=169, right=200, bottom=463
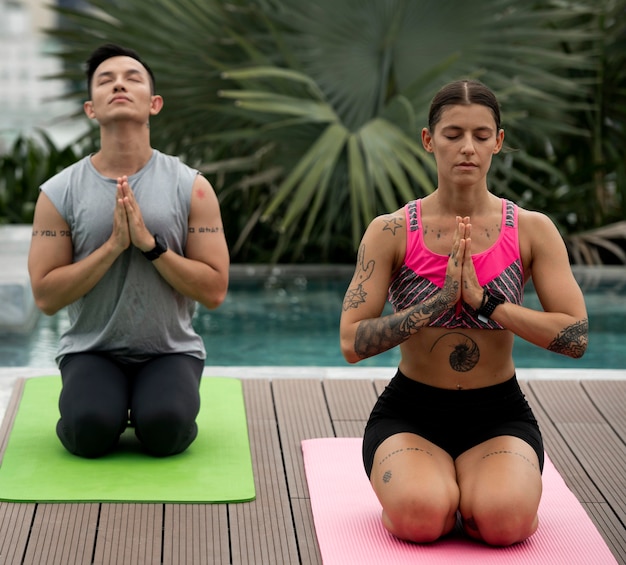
left=388, top=198, right=524, bottom=329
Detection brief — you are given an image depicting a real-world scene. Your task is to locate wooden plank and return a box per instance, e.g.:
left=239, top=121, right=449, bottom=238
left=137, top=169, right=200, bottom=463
left=272, top=379, right=334, bottom=499
left=229, top=379, right=300, bottom=565
left=528, top=380, right=626, bottom=561
left=93, top=504, right=161, bottom=565
left=322, top=379, right=378, bottom=422
left=323, top=379, right=376, bottom=440
left=520, top=381, right=604, bottom=502
left=558, top=423, right=626, bottom=525
left=163, top=504, right=229, bottom=565
left=232, top=418, right=298, bottom=565
left=583, top=502, right=626, bottom=565
left=582, top=380, right=626, bottom=441
left=528, top=380, right=606, bottom=423
left=23, top=503, right=98, bottom=565
left=272, top=379, right=335, bottom=565
left=292, top=498, right=323, bottom=565
left=334, top=420, right=367, bottom=438
left=0, top=502, right=35, bottom=564
left=528, top=381, right=626, bottom=518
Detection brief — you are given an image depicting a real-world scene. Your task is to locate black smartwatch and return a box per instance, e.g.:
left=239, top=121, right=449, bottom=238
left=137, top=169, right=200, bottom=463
left=142, top=233, right=167, bottom=261
left=477, top=289, right=506, bottom=323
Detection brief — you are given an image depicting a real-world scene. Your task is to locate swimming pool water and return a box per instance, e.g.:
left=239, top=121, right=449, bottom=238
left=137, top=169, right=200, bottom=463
left=1, top=270, right=624, bottom=369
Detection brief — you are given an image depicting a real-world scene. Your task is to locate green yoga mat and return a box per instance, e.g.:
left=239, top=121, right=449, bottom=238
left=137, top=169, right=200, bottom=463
left=0, top=376, right=255, bottom=503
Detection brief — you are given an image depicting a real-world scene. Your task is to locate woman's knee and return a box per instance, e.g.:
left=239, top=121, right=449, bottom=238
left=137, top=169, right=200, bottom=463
left=463, top=500, right=539, bottom=546
left=383, top=491, right=459, bottom=543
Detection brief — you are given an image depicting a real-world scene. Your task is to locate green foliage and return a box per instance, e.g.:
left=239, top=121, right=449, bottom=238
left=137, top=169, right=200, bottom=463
left=0, top=133, right=83, bottom=224
left=10, top=0, right=624, bottom=263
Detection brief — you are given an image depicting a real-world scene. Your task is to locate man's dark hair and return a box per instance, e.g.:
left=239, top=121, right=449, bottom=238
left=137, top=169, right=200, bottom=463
left=85, top=43, right=156, bottom=98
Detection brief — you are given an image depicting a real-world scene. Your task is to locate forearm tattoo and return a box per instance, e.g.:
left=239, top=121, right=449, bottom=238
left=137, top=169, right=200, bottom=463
left=547, top=318, right=588, bottom=358
left=353, top=275, right=458, bottom=359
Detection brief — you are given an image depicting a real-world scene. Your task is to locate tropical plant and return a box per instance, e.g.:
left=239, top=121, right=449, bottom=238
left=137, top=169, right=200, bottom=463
left=0, top=132, right=86, bottom=224
left=566, top=222, right=626, bottom=265
left=557, top=0, right=626, bottom=231
left=43, top=0, right=623, bottom=262
left=509, top=0, right=626, bottom=264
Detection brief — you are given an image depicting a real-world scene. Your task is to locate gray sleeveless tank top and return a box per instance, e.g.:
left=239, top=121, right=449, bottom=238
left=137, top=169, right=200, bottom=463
left=41, top=150, right=206, bottom=364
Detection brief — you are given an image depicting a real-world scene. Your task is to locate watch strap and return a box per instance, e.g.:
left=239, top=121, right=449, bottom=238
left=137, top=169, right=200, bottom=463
left=477, top=289, right=505, bottom=323
left=142, top=234, right=167, bottom=261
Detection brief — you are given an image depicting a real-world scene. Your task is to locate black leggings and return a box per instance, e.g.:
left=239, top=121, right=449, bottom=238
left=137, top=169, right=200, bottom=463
left=57, top=352, right=203, bottom=458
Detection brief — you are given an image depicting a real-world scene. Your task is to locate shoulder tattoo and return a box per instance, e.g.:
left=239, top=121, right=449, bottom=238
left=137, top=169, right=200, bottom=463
left=382, top=216, right=403, bottom=236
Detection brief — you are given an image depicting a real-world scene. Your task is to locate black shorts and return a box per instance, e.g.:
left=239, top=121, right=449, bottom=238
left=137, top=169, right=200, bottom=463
left=363, top=369, right=544, bottom=477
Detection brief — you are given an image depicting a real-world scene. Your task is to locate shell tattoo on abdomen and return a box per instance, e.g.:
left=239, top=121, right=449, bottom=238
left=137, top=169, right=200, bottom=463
left=430, top=332, right=480, bottom=372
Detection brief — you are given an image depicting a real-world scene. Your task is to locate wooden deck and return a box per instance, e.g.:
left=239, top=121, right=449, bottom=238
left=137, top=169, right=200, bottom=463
left=0, top=377, right=624, bottom=564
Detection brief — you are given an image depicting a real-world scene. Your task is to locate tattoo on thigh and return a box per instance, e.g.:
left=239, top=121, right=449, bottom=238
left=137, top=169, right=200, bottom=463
left=382, top=470, right=392, bottom=483
left=482, top=450, right=538, bottom=471
left=378, top=446, right=433, bottom=466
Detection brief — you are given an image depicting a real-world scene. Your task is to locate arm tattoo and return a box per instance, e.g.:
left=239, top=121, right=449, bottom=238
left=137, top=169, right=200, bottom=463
left=353, top=275, right=458, bottom=359
left=547, top=318, right=588, bottom=358
left=188, top=225, right=223, bottom=234
left=32, top=229, right=71, bottom=238
left=342, top=244, right=375, bottom=311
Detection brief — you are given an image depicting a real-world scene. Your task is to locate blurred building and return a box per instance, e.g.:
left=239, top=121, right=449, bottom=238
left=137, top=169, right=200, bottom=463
left=0, top=0, right=85, bottom=151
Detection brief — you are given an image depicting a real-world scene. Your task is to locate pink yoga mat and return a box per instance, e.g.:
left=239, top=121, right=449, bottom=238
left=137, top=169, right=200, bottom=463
left=302, top=438, right=617, bottom=565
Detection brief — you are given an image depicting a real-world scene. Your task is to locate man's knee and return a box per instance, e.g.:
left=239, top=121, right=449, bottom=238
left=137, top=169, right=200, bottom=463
left=134, top=409, right=198, bottom=457
left=56, top=411, right=125, bottom=458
